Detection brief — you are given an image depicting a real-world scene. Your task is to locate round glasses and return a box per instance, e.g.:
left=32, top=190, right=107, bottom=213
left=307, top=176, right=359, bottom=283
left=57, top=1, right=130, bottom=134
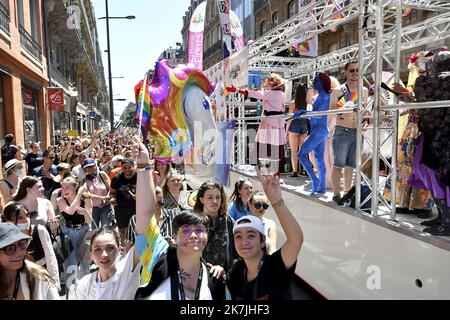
left=1, top=239, right=29, bottom=256
left=180, top=224, right=207, bottom=237
left=253, top=202, right=269, bottom=210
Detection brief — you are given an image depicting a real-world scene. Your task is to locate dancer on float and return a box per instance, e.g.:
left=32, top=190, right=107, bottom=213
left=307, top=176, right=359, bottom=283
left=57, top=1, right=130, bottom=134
left=227, top=74, right=286, bottom=162
left=296, top=73, right=331, bottom=195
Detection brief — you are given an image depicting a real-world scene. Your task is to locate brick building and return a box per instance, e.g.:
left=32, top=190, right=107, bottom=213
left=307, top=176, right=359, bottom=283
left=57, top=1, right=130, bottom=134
left=0, top=0, right=108, bottom=161
left=0, top=0, right=50, bottom=152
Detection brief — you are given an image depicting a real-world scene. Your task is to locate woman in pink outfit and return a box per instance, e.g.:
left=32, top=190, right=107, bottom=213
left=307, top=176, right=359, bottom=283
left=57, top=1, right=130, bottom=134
left=229, top=74, right=287, bottom=163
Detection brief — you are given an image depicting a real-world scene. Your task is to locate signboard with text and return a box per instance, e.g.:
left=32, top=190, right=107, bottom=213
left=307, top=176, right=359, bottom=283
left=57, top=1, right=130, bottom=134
left=48, top=88, right=65, bottom=111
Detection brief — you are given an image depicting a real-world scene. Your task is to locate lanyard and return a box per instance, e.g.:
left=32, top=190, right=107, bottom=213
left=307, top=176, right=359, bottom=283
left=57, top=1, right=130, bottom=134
left=243, top=254, right=265, bottom=300
left=11, top=272, right=20, bottom=300
left=177, top=262, right=203, bottom=300
left=90, top=271, right=117, bottom=300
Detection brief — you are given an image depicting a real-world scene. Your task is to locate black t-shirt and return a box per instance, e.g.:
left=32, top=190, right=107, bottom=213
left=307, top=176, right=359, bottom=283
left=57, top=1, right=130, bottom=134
left=110, top=172, right=137, bottom=208
left=227, top=249, right=297, bottom=300
left=25, top=152, right=43, bottom=176
left=135, top=247, right=225, bottom=300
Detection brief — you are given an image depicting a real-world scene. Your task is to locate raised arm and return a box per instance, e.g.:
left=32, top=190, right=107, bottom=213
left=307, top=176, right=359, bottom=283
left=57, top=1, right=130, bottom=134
left=132, top=136, right=156, bottom=234
left=56, top=185, right=85, bottom=215
left=258, top=171, right=303, bottom=269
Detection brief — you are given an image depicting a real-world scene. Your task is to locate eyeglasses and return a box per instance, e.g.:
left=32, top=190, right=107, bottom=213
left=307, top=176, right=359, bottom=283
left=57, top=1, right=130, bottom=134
left=348, top=69, right=359, bottom=73
left=253, top=202, right=269, bottom=210
left=1, top=239, right=29, bottom=256
left=180, top=224, right=207, bottom=237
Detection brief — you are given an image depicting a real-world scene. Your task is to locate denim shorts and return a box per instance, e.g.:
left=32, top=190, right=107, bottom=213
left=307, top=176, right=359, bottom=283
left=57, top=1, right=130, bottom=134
left=332, top=126, right=357, bottom=169
left=288, top=118, right=309, bottom=135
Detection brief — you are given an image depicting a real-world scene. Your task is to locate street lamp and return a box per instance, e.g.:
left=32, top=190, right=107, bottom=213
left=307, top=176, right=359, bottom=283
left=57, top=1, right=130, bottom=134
left=98, top=0, right=135, bottom=132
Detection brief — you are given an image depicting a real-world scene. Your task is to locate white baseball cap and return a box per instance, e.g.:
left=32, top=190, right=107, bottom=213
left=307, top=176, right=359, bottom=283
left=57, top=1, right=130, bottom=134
left=233, top=215, right=265, bottom=235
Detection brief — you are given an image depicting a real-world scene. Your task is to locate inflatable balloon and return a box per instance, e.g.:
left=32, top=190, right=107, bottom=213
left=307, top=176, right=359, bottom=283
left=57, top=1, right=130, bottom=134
left=146, top=59, right=214, bottom=163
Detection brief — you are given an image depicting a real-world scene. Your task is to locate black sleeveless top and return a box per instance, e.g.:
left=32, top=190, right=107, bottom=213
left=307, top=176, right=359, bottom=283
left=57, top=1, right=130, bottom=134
left=61, top=197, right=86, bottom=225
left=28, top=226, right=45, bottom=264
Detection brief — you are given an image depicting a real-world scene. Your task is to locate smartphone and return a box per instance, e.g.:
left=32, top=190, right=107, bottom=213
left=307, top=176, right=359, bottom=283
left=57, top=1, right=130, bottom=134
left=257, top=158, right=280, bottom=176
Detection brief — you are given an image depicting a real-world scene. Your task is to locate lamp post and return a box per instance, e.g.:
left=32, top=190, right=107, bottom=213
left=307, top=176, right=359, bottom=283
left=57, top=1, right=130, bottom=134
left=98, top=0, right=135, bottom=132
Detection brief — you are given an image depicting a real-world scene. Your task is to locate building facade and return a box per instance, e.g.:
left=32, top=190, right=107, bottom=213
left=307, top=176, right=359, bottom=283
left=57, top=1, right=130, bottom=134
left=0, top=0, right=50, bottom=150
left=158, top=42, right=184, bottom=67
left=46, top=0, right=108, bottom=142
left=0, top=0, right=108, bottom=155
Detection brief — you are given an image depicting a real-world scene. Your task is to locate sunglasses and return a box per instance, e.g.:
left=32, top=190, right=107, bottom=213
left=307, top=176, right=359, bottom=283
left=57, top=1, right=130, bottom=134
left=348, top=69, right=359, bottom=73
left=1, top=239, right=29, bottom=256
left=253, top=202, right=269, bottom=210
left=180, top=224, right=207, bottom=237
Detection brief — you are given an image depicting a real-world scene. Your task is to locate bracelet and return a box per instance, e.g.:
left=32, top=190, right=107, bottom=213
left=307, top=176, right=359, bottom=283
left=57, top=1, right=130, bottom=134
left=138, top=165, right=153, bottom=172
left=137, top=163, right=151, bottom=169
left=271, top=199, right=285, bottom=209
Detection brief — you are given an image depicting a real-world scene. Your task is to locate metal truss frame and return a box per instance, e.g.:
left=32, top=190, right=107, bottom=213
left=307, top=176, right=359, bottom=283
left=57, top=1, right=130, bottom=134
left=355, top=0, right=403, bottom=218
left=227, top=93, right=246, bottom=166
left=248, top=0, right=360, bottom=65
left=250, top=11, right=450, bottom=78
left=404, top=0, right=450, bottom=11
left=229, top=0, right=449, bottom=221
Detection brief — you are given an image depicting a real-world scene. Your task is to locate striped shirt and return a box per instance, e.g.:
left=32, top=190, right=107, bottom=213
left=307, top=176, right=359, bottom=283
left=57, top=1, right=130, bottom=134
left=126, top=207, right=181, bottom=244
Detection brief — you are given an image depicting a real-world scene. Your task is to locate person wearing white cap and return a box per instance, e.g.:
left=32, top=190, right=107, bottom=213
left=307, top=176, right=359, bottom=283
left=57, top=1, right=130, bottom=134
left=0, top=222, right=59, bottom=300
left=227, top=172, right=303, bottom=300
left=1, top=159, right=24, bottom=203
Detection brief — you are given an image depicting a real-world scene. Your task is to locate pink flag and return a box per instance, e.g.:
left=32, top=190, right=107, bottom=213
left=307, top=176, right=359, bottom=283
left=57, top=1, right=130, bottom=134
left=188, top=2, right=207, bottom=70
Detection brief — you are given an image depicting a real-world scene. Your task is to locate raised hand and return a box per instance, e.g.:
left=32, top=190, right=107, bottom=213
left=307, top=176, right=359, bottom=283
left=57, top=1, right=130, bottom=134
left=131, top=136, right=150, bottom=166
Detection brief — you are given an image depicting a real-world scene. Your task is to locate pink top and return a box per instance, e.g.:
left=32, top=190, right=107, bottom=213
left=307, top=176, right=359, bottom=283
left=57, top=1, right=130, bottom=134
left=248, top=89, right=286, bottom=145
left=85, top=175, right=109, bottom=207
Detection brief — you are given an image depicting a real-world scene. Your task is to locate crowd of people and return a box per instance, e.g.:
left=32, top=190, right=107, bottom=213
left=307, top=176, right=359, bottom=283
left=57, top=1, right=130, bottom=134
left=0, top=129, right=303, bottom=300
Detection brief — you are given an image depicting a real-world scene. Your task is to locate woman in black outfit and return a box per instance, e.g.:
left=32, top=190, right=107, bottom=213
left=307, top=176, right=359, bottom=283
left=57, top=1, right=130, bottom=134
left=286, top=84, right=310, bottom=177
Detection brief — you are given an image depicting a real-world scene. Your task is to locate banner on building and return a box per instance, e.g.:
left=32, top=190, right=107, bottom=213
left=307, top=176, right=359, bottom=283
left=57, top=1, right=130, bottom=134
left=188, top=1, right=207, bottom=70
left=205, top=60, right=226, bottom=121
left=21, top=87, right=33, bottom=105
left=293, top=0, right=318, bottom=57
left=47, top=88, right=65, bottom=111
left=230, top=9, right=244, bottom=51
left=216, top=0, right=232, bottom=53
left=225, top=46, right=249, bottom=88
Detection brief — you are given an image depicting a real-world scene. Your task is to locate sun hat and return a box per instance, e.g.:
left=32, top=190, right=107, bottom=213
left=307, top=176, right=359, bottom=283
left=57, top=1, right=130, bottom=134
left=4, top=159, right=23, bottom=175
left=233, top=215, right=265, bottom=235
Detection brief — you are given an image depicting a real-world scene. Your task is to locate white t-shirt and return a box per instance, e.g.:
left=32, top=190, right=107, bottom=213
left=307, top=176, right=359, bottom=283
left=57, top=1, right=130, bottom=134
left=147, top=264, right=212, bottom=300
left=75, top=249, right=141, bottom=300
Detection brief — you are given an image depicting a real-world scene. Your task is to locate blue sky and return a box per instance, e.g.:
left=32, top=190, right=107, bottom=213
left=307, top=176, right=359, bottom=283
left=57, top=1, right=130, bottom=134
left=92, top=0, right=191, bottom=119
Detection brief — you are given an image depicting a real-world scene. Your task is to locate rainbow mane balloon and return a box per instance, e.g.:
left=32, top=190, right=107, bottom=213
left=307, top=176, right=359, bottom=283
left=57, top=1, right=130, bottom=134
left=146, top=59, right=214, bottom=163
left=337, top=91, right=358, bottom=109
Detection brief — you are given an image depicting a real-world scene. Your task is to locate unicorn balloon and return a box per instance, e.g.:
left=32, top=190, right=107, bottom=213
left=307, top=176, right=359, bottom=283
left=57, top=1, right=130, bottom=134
left=145, top=59, right=218, bottom=169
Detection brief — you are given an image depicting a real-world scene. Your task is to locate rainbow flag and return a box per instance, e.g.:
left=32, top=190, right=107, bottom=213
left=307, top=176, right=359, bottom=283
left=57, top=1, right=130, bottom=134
left=337, top=91, right=358, bottom=109
left=134, top=73, right=151, bottom=139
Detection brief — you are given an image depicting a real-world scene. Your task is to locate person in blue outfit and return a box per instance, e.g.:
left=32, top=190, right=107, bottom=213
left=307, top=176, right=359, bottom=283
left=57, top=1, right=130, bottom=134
left=296, top=73, right=331, bottom=195
left=228, top=178, right=253, bottom=221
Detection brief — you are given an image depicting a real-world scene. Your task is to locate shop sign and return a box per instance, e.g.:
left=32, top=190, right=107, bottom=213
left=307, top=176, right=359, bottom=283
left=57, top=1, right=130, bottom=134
left=22, top=87, right=33, bottom=105
left=48, top=88, right=65, bottom=111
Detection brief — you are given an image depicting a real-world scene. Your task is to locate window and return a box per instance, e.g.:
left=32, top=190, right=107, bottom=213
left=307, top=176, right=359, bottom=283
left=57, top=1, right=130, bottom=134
left=272, top=12, right=278, bottom=28
left=29, top=0, right=39, bottom=41
left=288, top=1, right=297, bottom=19
left=260, top=20, right=267, bottom=36
left=244, top=0, right=252, bottom=18
left=17, top=0, right=24, bottom=26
